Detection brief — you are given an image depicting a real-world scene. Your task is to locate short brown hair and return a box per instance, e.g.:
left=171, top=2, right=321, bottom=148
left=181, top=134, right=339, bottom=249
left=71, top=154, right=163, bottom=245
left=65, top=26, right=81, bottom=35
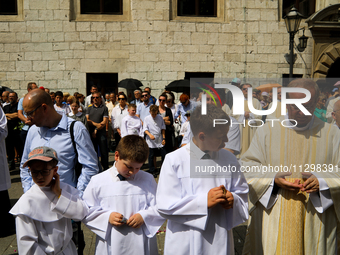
left=150, top=105, right=158, bottom=112
left=191, top=104, right=230, bottom=137
left=116, top=135, right=149, bottom=163
left=128, top=103, right=136, bottom=109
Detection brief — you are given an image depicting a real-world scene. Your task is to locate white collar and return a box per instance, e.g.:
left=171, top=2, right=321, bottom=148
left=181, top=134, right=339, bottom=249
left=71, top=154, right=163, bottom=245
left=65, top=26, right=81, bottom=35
left=109, top=162, right=135, bottom=181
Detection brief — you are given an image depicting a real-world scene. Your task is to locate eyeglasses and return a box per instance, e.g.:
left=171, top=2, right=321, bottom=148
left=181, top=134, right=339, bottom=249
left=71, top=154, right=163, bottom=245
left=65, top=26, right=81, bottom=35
left=118, top=98, right=126, bottom=101
left=159, top=99, right=166, bottom=102
left=29, top=168, right=53, bottom=177
left=142, top=95, right=148, bottom=97
left=26, top=104, right=42, bottom=118
left=92, top=97, right=100, bottom=99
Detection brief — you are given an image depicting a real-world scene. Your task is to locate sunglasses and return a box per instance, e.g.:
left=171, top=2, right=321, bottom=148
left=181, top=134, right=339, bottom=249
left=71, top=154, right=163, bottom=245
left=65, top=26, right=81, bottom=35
left=118, top=98, right=126, bottom=101
left=142, top=95, right=148, bottom=97
left=159, top=99, right=166, bottom=102
left=92, top=97, right=100, bottom=99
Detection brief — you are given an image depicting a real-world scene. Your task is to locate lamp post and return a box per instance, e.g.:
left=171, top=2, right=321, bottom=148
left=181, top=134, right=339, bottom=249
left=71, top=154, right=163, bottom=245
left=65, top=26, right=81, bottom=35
left=284, top=7, right=304, bottom=78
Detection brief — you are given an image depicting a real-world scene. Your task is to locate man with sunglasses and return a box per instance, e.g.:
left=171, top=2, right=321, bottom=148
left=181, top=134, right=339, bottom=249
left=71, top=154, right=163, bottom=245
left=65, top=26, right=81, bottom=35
left=86, top=92, right=109, bottom=170
left=136, top=91, right=153, bottom=122
left=84, top=85, right=105, bottom=108
left=130, top=89, right=142, bottom=107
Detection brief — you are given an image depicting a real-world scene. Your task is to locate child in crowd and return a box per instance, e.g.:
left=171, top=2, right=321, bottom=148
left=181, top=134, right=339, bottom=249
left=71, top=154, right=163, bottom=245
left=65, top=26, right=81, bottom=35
left=120, top=104, right=143, bottom=138
left=143, top=105, right=166, bottom=177
left=82, top=135, right=164, bottom=255
left=156, top=105, right=249, bottom=255
left=179, top=111, right=190, bottom=137
left=10, top=146, right=88, bottom=255
left=68, top=100, right=89, bottom=131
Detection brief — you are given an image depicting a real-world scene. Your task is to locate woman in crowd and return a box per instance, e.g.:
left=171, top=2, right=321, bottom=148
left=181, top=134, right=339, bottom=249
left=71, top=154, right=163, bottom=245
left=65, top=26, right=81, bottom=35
left=314, top=94, right=327, bottom=122
left=158, top=93, right=174, bottom=153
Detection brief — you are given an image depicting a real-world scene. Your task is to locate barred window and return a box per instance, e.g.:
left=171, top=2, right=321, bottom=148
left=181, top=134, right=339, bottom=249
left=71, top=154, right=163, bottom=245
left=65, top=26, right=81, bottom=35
left=177, top=0, right=217, bottom=17
left=80, top=0, right=122, bottom=15
left=0, top=0, right=17, bottom=15
left=282, top=0, right=315, bottom=18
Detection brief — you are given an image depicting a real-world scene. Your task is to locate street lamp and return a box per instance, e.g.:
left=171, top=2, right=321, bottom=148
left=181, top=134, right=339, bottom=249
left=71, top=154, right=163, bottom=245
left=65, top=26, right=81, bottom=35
left=284, top=7, right=304, bottom=78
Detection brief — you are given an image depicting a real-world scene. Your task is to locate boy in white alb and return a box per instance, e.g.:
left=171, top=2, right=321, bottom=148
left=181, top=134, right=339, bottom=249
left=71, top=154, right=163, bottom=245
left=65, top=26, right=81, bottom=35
left=10, top=146, right=88, bottom=255
left=82, top=135, right=164, bottom=255
left=120, top=104, right=143, bottom=138
left=143, top=105, right=166, bottom=176
left=156, top=105, right=249, bottom=255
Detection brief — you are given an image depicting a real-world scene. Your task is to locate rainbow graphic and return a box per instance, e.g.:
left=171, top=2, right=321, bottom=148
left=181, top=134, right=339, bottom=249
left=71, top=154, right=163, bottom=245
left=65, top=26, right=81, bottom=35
left=196, top=82, right=223, bottom=107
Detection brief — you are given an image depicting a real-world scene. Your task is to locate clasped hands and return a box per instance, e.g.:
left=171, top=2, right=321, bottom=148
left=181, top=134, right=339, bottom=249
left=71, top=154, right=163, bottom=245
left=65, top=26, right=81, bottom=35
left=208, top=185, right=234, bottom=210
left=109, top=212, right=144, bottom=229
left=274, top=172, right=319, bottom=193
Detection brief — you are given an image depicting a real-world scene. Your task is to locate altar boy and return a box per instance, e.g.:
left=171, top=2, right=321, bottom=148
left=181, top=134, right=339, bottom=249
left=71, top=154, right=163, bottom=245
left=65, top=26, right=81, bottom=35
left=10, top=146, right=88, bottom=255
left=156, top=104, right=249, bottom=255
left=120, top=104, right=143, bottom=138
left=82, top=135, right=164, bottom=255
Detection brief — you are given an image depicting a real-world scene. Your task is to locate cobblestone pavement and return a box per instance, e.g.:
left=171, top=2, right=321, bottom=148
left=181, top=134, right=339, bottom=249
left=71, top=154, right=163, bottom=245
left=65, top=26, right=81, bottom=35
left=0, top=152, right=246, bottom=255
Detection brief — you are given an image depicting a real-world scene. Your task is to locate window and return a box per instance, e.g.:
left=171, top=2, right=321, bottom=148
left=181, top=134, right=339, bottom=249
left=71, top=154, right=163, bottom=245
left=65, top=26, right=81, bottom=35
left=71, top=0, right=131, bottom=21
left=282, top=0, right=315, bottom=18
left=171, top=0, right=224, bottom=23
left=177, top=0, right=216, bottom=17
left=81, top=0, right=122, bottom=15
left=0, top=0, right=17, bottom=15
left=0, top=0, right=23, bottom=21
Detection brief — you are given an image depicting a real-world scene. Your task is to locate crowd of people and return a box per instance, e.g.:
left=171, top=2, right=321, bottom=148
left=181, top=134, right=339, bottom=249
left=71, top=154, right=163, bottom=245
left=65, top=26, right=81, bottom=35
left=1, top=78, right=340, bottom=255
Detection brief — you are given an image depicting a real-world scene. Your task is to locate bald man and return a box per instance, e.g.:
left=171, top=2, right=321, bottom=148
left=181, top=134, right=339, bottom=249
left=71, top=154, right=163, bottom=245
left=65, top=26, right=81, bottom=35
left=17, top=82, right=38, bottom=145
left=20, top=89, right=99, bottom=195
left=1, top=91, right=10, bottom=107
left=331, top=99, right=340, bottom=128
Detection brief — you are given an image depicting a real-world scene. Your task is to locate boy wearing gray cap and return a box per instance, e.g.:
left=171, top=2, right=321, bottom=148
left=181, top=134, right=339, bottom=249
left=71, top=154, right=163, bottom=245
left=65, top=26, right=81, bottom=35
left=10, top=146, right=88, bottom=255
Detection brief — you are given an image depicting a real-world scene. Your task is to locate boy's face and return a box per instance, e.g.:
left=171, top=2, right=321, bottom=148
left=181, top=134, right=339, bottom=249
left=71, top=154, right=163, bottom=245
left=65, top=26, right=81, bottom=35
left=198, top=126, right=229, bottom=152
left=28, top=161, right=58, bottom=187
left=115, top=151, right=143, bottom=179
left=128, top=107, right=136, bottom=116
left=150, top=111, right=158, bottom=118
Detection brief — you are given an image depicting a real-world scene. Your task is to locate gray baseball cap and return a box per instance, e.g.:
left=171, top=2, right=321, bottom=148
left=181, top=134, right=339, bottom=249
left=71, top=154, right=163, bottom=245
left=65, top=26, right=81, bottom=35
left=23, top=146, right=58, bottom=167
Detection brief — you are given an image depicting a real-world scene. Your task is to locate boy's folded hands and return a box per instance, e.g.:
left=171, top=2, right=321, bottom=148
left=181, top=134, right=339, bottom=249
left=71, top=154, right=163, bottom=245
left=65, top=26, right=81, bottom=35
left=127, top=213, right=144, bottom=228
left=109, top=212, right=144, bottom=228
left=207, top=185, right=234, bottom=209
left=109, top=212, right=125, bottom=227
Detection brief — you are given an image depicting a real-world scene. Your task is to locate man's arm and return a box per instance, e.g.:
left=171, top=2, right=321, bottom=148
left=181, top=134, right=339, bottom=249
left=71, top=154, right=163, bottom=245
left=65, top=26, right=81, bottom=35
left=0, top=107, right=8, bottom=140
left=73, top=122, right=99, bottom=196
left=5, top=112, right=18, bottom=119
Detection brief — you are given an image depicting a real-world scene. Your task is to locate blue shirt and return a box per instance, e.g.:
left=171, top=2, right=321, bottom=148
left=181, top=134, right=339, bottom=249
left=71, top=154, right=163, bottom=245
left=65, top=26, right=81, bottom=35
left=130, top=99, right=142, bottom=107
left=20, top=114, right=99, bottom=197
left=17, top=97, right=29, bottom=131
left=174, top=101, right=197, bottom=124
left=136, top=101, right=153, bottom=121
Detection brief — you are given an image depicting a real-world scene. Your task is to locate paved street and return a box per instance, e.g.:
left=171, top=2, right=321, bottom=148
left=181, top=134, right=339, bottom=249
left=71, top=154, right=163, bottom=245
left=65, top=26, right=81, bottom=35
left=0, top=152, right=246, bottom=255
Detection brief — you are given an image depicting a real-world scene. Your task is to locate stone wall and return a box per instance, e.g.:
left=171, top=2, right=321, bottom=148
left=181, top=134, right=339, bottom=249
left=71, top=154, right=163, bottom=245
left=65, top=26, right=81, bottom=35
left=0, top=0, right=313, bottom=97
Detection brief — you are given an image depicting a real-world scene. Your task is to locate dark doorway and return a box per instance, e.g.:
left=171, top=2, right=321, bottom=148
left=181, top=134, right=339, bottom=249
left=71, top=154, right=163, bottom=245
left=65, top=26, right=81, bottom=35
left=86, top=73, right=118, bottom=97
left=282, top=73, right=303, bottom=87
left=184, top=72, right=215, bottom=99
left=327, top=58, right=340, bottom=78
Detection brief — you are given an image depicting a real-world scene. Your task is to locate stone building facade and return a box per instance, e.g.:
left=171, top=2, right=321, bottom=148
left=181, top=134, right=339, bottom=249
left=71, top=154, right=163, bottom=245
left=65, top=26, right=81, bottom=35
left=0, top=0, right=339, bottom=98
